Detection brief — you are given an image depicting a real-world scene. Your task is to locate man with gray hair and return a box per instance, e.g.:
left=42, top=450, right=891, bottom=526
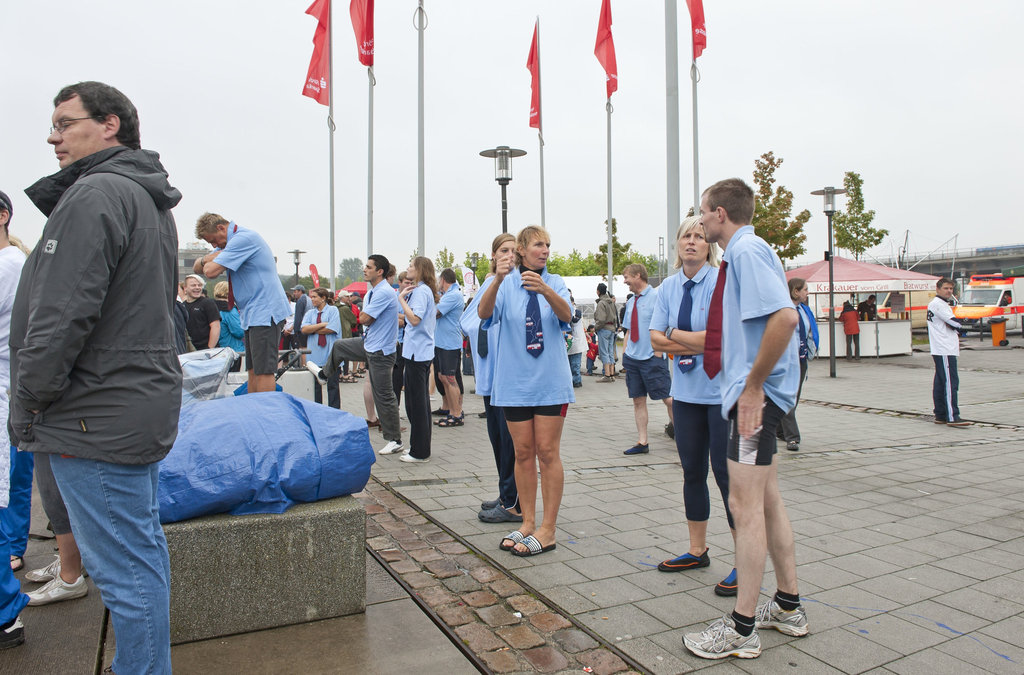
left=11, top=81, right=181, bottom=671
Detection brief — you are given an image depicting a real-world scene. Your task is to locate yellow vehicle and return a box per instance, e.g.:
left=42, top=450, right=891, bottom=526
left=953, top=274, right=1024, bottom=336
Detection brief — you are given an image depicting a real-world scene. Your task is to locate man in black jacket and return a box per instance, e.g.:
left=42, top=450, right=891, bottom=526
left=10, top=81, right=181, bottom=674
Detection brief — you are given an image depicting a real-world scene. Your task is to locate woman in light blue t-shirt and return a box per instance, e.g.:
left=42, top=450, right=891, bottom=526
left=397, top=257, right=439, bottom=463
left=477, top=226, right=574, bottom=558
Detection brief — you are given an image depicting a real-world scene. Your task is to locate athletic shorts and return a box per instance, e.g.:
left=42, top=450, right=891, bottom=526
left=244, top=321, right=285, bottom=376
left=726, top=398, right=787, bottom=466
left=435, top=348, right=461, bottom=377
left=622, top=354, right=672, bottom=400
left=503, top=403, right=569, bottom=423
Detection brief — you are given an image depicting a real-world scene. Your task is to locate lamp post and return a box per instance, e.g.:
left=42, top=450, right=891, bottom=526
left=288, top=249, right=306, bottom=287
left=479, top=146, right=527, bottom=233
left=469, top=252, right=480, bottom=293
left=810, top=187, right=846, bottom=378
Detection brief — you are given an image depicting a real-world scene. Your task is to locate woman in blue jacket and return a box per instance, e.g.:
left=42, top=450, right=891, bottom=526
left=214, top=282, right=244, bottom=372
left=477, top=226, right=574, bottom=557
left=779, top=277, right=819, bottom=451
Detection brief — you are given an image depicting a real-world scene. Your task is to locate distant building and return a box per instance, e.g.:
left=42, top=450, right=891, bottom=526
left=178, top=242, right=224, bottom=283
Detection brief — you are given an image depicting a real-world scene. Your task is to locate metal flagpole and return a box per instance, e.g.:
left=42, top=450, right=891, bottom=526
left=606, top=98, right=614, bottom=296
left=367, top=65, right=375, bottom=257
left=691, top=59, right=700, bottom=214
left=665, top=0, right=680, bottom=253
left=328, top=0, right=336, bottom=291
left=536, top=17, right=546, bottom=229
left=415, top=1, right=427, bottom=256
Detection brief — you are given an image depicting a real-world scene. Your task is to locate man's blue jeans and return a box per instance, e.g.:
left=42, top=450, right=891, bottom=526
left=50, top=456, right=171, bottom=675
left=597, top=328, right=616, bottom=366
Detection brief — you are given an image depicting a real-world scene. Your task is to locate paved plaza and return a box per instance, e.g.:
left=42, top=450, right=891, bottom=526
left=363, top=340, right=1024, bottom=674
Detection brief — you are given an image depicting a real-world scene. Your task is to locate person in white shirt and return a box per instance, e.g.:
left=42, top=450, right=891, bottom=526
left=927, top=277, right=970, bottom=427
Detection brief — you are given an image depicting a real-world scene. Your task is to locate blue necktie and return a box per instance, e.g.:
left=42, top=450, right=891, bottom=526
left=525, top=291, right=543, bottom=357
left=676, top=279, right=697, bottom=373
left=798, top=307, right=808, bottom=361
left=478, top=325, right=489, bottom=358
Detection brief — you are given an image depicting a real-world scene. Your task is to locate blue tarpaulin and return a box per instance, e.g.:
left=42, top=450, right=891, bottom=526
left=158, top=392, right=375, bottom=523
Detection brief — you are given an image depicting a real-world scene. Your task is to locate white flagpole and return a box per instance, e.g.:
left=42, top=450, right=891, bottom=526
left=606, top=98, right=614, bottom=296
left=536, top=17, right=546, bottom=229
left=328, top=0, right=336, bottom=291
left=367, top=65, right=375, bottom=257
left=691, top=59, right=700, bottom=214
left=665, top=0, right=680, bottom=269
left=415, top=1, right=427, bottom=256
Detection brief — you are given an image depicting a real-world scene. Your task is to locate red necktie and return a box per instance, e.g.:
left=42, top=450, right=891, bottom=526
left=317, top=311, right=327, bottom=346
left=629, top=294, right=640, bottom=343
left=703, top=260, right=727, bottom=378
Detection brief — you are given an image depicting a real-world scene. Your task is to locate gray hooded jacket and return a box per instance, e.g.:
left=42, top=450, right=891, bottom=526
left=10, top=146, right=183, bottom=464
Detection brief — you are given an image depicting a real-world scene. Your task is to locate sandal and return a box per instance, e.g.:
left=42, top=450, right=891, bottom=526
left=436, top=414, right=464, bottom=427
left=340, top=375, right=357, bottom=383
left=499, top=531, right=526, bottom=551
left=511, top=534, right=557, bottom=557
left=10, top=556, right=23, bottom=573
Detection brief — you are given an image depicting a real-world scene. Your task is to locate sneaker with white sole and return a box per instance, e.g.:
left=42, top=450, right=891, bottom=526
left=305, top=361, right=327, bottom=385
left=27, top=573, right=88, bottom=606
left=378, top=440, right=404, bottom=455
left=683, top=616, right=761, bottom=660
left=755, top=600, right=809, bottom=636
left=24, top=556, right=60, bottom=583
left=0, top=617, right=24, bottom=649
left=399, top=453, right=429, bottom=463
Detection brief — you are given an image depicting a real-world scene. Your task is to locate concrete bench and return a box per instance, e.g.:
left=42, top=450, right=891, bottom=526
left=164, top=495, right=365, bottom=644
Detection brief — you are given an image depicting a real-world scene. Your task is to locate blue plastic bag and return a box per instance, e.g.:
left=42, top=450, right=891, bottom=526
left=158, top=392, right=375, bottom=523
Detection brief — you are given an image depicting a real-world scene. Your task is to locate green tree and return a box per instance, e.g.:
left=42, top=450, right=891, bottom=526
left=833, top=171, right=886, bottom=260
left=594, top=218, right=636, bottom=275
left=337, top=257, right=363, bottom=286
left=751, top=151, right=811, bottom=262
left=434, top=247, right=456, bottom=271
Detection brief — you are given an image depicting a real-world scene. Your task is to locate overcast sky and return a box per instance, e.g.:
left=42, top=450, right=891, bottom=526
left=2, top=1, right=1021, bottom=278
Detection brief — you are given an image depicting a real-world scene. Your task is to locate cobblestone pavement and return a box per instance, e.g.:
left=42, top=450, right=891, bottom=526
left=343, top=342, right=1024, bottom=674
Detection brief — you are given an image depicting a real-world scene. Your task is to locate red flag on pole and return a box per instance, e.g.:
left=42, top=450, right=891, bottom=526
left=527, top=20, right=541, bottom=129
left=350, top=0, right=374, bottom=67
left=686, top=0, right=706, bottom=60
left=309, top=264, right=321, bottom=288
left=594, top=0, right=617, bottom=98
left=303, top=0, right=330, bottom=105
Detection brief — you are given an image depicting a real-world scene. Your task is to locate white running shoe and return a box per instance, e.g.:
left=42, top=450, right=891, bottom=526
left=399, top=453, right=430, bottom=463
left=27, top=573, right=88, bottom=606
left=24, top=556, right=60, bottom=583
left=305, top=361, right=327, bottom=385
left=683, top=616, right=761, bottom=660
left=378, top=440, right=404, bottom=455
left=755, top=600, right=809, bottom=636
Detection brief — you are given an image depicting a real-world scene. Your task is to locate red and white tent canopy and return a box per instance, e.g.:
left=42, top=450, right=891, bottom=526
left=786, top=256, right=940, bottom=294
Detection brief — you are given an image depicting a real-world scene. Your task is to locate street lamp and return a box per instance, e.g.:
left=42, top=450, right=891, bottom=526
left=469, top=252, right=480, bottom=292
left=479, top=146, right=527, bottom=233
left=810, top=186, right=847, bottom=378
left=288, top=249, right=306, bottom=287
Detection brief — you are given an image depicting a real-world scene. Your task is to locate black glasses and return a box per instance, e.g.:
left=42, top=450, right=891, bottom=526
left=49, top=117, right=98, bottom=135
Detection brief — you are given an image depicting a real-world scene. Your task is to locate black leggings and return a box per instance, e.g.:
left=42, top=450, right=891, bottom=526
left=403, top=359, right=432, bottom=459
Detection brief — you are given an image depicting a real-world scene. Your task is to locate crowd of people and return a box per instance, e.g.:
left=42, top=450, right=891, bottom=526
left=1, top=78, right=968, bottom=669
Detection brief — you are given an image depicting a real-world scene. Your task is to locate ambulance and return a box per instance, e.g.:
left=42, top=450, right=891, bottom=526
left=953, top=274, right=1024, bottom=336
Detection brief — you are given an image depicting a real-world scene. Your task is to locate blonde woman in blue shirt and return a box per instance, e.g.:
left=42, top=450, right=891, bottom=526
left=397, top=257, right=439, bottom=463
left=477, top=226, right=574, bottom=557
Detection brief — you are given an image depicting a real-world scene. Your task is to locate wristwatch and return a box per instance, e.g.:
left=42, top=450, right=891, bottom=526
left=665, top=327, right=675, bottom=339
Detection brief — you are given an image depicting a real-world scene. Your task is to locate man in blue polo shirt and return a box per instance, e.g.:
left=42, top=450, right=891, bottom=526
left=308, top=254, right=402, bottom=455
left=620, top=264, right=673, bottom=455
left=683, top=178, right=806, bottom=661
left=195, top=213, right=291, bottom=393
left=434, top=269, right=464, bottom=427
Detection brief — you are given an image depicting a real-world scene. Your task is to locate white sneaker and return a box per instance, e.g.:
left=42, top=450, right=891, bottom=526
left=305, top=361, right=327, bottom=385
left=755, top=600, right=809, bottom=636
left=25, top=556, right=60, bottom=583
left=683, top=616, right=761, bottom=660
left=27, top=573, right=88, bottom=606
left=399, top=453, right=429, bottom=463
left=379, top=440, right=404, bottom=455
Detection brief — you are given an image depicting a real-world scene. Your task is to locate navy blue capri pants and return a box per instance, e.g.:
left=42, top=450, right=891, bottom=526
left=673, top=400, right=734, bottom=529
